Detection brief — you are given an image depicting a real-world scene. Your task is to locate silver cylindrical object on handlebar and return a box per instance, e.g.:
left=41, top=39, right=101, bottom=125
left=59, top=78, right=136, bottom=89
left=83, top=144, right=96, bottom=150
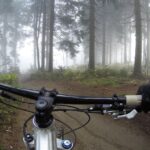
left=125, top=95, right=142, bottom=106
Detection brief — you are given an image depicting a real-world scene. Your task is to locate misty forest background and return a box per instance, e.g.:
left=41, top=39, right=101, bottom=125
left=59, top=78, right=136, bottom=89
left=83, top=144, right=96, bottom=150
left=0, top=0, right=149, bottom=79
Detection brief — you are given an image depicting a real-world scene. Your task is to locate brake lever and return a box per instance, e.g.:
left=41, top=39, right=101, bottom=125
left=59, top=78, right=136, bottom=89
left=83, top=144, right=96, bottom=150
left=114, top=109, right=138, bottom=119
left=88, top=105, right=138, bottom=119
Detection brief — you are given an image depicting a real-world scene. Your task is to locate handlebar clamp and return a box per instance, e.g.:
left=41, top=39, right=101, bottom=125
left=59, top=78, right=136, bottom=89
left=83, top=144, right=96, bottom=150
left=35, top=95, right=54, bottom=128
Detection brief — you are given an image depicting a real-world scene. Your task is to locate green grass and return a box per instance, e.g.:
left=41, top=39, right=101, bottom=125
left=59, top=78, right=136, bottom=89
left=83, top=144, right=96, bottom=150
left=0, top=73, right=18, bottom=85
left=0, top=73, right=18, bottom=125
left=30, top=68, right=136, bottom=87
left=0, top=73, right=19, bottom=149
left=0, top=145, right=6, bottom=150
left=81, top=77, right=119, bottom=87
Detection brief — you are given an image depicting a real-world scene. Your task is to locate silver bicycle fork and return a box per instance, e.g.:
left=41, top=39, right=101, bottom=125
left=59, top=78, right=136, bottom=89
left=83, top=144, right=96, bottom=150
left=23, top=120, right=73, bottom=150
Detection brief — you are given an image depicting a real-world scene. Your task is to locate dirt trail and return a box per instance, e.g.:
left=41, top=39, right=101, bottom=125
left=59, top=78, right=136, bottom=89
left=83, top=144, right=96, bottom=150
left=2, top=80, right=150, bottom=150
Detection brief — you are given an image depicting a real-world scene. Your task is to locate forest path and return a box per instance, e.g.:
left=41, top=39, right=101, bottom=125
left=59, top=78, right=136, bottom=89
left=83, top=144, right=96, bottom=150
left=2, top=80, right=150, bottom=150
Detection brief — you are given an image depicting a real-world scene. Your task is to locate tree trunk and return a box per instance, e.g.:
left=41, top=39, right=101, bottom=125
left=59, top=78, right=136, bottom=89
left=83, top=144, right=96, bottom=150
left=129, top=23, right=132, bottom=63
left=124, top=24, right=127, bottom=64
left=48, top=0, right=55, bottom=72
left=46, top=30, right=49, bottom=70
left=88, top=0, right=95, bottom=70
left=33, top=3, right=37, bottom=70
left=2, top=13, right=8, bottom=72
left=133, top=0, right=142, bottom=77
left=102, top=15, right=106, bottom=66
left=41, top=0, right=46, bottom=70
left=109, top=34, right=112, bottom=65
left=101, top=1, right=107, bottom=67
left=12, top=19, right=18, bottom=68
left=33, top=0, right=41, bottom=70
left=146, top=0, right=150, bottom=75
left=33, top=31, right=37, bottom=69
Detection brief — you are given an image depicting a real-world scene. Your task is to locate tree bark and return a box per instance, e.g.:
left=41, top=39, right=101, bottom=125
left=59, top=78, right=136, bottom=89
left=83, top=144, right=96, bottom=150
left=146, top=0, right=150, bottom=74
left=129, top=23, right=132, bottom=63
left=12, top=19, right=18, bottom=68
left=33, top=0, right=41, bottom=70
left=109, top=33, right=112, bottom=65
left=41, top=0, right=46, bottom=70
left=124, top=24, right=127, bottom=64
left=33, top=1, right=37, bottom=70
left=48, top=0, right=55, bottom=72
left=88, top=0, right=95, bottom=70
left=133, top=0, right=142, bottom=77
left=102, top=14, right=106, bottom=66
left=2, top=13, right=8, bottom=72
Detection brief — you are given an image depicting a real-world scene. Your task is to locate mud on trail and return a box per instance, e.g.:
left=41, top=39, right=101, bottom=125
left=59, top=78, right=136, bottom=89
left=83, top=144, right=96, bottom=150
left=1, top=80, right=150, bottom=150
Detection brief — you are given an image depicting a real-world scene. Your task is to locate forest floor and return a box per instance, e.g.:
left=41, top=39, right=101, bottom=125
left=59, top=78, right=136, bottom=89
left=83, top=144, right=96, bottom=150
left=1, top=79, right=150, bottom=150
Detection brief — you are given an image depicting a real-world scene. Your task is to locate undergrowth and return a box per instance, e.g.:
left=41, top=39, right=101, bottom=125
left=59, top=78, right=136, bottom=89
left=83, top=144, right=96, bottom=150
left=0, top=145, right=5, bottom=150
left=0, top=73, right=18, bottom=149
left=30, top=68, right=137, bottom=87
left=0, top=73, right=18, bottom=85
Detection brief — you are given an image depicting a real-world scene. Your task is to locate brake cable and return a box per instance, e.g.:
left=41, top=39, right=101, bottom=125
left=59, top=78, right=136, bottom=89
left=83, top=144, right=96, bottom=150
left=54, top=104, right=91, bottom=135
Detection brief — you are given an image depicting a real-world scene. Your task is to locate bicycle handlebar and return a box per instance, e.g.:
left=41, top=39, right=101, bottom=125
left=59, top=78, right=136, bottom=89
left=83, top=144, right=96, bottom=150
left=0, top=83, right=39, bottom=99
left=0, top=83, right=147, bottom=150
left=0, top=83, right=142, bottom=106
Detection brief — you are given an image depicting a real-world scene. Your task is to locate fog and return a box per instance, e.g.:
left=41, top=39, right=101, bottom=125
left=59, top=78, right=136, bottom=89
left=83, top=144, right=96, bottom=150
left=0, top=0, right=149, bottom=78
left=19, top=34, right=135, bottom=72
left=19, top=42, right=85, bottom=72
